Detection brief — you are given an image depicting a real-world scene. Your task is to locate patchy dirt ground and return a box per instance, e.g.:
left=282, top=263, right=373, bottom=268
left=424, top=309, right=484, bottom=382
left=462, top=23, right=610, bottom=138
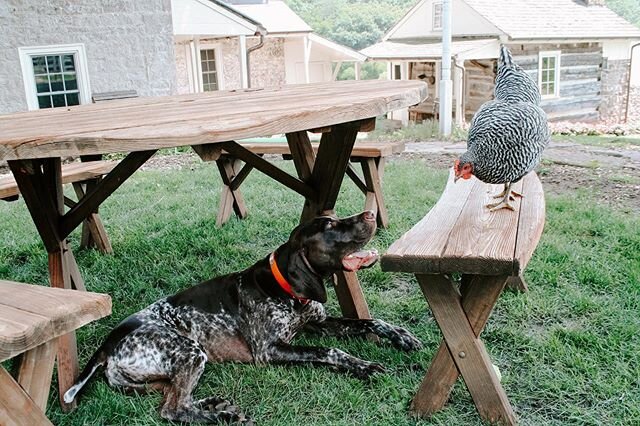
left=402, top=140, right=640, bottom=212
left=2, top=139, right=638, bottom=212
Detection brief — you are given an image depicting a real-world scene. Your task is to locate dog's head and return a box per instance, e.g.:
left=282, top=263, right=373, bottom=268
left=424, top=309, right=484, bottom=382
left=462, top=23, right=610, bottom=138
left=279, top=211, right=379, bottom=303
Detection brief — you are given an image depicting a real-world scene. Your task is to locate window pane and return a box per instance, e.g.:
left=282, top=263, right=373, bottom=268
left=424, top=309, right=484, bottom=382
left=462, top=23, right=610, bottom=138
left=541, top=70, right=548, bottom=83
left=66, top=93, right=79, bottom=106
left=37, top=95, right=52, bottom=109
left=548, top=82, right=555, bottom=95
left=542, top=57, right=548, bottom=68
left=32, top=56, right=47, bottom=74
left=62, top=54, right=75, bottom=72
left=201, top=61, right=209, bottom=72
left=548, top=70, right=555, bottom=82
left=47, top=55, right=61, bottom=73
left=51, top=94, right=66, bottom=107
left=35, top=75, right=50, bottom=93
left=50, top=74, right=64, bottom=92
left=64, top=74, right=78, bottom=90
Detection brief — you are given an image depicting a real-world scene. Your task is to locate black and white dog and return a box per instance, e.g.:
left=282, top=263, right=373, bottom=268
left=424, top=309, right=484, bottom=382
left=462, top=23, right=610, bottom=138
left=64, top=211, right=422, bottom=423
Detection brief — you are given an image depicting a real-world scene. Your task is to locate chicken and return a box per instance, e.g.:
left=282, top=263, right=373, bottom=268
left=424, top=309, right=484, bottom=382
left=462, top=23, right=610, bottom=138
left=454, top=45, right=550, bottom=211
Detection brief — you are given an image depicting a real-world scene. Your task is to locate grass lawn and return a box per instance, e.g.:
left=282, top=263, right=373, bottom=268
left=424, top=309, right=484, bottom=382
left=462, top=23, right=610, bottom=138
left=1, top=158, right=639, bottom=425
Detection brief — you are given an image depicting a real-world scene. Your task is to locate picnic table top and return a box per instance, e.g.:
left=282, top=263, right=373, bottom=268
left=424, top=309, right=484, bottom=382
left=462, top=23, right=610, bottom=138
left=0, top=80, right=427, bottom=161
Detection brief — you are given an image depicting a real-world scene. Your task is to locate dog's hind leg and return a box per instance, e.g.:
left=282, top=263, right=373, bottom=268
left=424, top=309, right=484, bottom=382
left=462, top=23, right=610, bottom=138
left=107, top=325, right=249, bottom=423
left=303, top=317, right=422, bottom=352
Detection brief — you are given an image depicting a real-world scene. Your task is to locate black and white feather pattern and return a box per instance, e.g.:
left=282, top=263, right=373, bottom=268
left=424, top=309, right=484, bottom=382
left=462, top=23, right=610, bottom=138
left=461, top=45, right=550, bottom=184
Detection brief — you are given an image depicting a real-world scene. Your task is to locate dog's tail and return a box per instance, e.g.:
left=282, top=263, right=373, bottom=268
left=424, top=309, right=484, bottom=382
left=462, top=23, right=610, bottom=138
left=63, top=315, right=143, bottom=404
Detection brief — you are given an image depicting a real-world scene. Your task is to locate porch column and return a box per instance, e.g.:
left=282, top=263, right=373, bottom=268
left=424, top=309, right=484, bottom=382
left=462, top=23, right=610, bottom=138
left=332, top=61, right=343, bottom=81
left=304, top=35, right=312, bottom=83
left=355, top=62, right=361, bottom=80
left=189, top=37, right=201, bottom=93
left=239, top=35, right=248, bottom=89
left=453, top=59, right=464, bottom=126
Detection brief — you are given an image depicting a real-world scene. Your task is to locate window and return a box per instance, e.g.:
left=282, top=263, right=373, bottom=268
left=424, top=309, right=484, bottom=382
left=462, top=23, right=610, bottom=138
left=433, top=2, right=443, bottom=30
left=200, top=49, right=219, bottom=92
left=394, top=64, right=402, bottom=80
left=19, top=44, right=91, bottom=110
left=538, top=51, right=560, bottom=98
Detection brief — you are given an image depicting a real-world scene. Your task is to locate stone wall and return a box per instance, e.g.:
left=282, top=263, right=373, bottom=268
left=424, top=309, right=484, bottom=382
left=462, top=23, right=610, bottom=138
left=0, top=0, right=176, bottom=114
left=600, top=59, right=630, bottom=124
left=174, top=36, right=286, bottom=94
left=628, top=86, right=640, bottom=124
left=248, top=37, right=286, bottom=88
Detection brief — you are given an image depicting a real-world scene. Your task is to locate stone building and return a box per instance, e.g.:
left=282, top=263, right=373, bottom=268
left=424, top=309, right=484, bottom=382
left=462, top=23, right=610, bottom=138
left=0, top=0, right=364, bottom=114
left=361, top=0, right=640, bottom=124
left=0, top=0, right=176, bottom=114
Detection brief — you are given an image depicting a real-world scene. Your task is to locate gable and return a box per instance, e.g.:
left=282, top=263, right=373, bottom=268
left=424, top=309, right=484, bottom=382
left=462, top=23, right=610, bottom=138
left=172, top=0, right=258, bottom=37
left=384, top=0, right=502, bottom=41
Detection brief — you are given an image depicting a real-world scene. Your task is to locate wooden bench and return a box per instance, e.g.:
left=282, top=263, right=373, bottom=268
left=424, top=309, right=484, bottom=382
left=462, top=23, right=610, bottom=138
left=381, top=171, right=545, bottom=425
left=1, top=160, right=117, bottom=253
left=214, top=140, right=404, bottom=228
left=0, top=280, right=111, bottom=425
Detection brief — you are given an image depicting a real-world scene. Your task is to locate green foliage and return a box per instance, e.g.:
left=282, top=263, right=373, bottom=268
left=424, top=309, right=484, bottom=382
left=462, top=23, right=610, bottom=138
left=606, top=0, right=640, bottom=27
left=2, top=159, right=639, bottom=424
left=335, top=61, right=387, bottom=80
left=286, top=0, right=415, bottom=50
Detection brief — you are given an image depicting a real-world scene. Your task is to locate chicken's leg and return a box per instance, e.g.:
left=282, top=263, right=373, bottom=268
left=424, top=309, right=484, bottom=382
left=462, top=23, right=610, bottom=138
left=486, top=182, right=516, bottom=211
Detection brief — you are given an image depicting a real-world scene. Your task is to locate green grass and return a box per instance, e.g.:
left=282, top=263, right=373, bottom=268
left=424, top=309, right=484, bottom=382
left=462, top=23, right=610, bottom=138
left=367, top=119, right=468, bottom=142
left=1, top=159, right=639, bottom=425
left=551, top=134, right=640, bottom=148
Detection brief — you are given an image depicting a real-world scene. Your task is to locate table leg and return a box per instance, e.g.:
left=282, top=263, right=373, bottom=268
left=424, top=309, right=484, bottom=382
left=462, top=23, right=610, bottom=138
left=289, top=123, right=372, bottom=319
left=361, top=158, right=389, bottom=229
left=0, top=367, right=53, bottom=426
left=414, top=274, right=515, bottom=425
left=8, top=158, right=80, bottom=411
left=216, top=157, right=248, bottom=226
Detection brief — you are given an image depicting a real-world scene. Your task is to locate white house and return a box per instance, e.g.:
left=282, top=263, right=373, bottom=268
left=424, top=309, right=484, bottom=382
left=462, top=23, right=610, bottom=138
left=172, top=0, right=366, bottom=94
left=362, top=0, right=640, bottom=124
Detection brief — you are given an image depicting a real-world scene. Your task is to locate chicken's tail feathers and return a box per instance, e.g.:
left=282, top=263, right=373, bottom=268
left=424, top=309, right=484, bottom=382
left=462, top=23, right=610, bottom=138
left=499, top=45, right=515, bottom=70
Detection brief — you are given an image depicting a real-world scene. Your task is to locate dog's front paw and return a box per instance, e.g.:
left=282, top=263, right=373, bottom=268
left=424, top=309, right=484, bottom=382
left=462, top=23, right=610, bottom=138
left=374, top=320, right=423, bottom=352
left=351, top=361, right=386, bottom=380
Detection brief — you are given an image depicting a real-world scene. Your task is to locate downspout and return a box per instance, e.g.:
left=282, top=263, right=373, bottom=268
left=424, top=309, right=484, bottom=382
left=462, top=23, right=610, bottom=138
left=246, top=26, right=267, bottom=89
left=625, top=42, right=640, bottom=123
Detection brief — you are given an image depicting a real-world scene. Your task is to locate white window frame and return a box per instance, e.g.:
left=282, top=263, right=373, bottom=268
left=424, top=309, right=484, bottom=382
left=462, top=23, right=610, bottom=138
left=197, top=44, right=224, bottom=92
left=19, top=44, right=91, bottom=111
left=538, top=50, right=561, bottom=99
left=433, top=2, right=443, bottom=31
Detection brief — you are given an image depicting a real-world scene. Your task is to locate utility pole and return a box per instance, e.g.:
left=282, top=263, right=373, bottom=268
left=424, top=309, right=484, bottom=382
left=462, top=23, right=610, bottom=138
left=439, top=0, right=452, bottom=136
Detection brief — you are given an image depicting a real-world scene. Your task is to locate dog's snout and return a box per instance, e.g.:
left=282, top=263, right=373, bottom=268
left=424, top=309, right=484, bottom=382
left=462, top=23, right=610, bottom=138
left=362, top=210, right=376, bottom=222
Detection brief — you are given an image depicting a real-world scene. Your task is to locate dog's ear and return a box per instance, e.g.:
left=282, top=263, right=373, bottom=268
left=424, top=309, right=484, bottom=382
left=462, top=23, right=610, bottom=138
left=287, top=249, right=327, bottom=303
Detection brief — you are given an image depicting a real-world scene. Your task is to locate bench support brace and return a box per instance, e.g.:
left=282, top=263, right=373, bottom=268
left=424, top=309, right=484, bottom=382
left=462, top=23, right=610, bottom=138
left=413, top=274, right=516, bottom=425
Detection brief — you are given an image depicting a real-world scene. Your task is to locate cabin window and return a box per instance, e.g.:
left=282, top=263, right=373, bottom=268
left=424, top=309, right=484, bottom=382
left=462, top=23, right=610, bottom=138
left=538, top=51, right=560, bottom=98
left=19, top=44, right=91, bottom=111
left=200, top=49, right=219, bottom=92
left=433, top=2, right=443, bottom=30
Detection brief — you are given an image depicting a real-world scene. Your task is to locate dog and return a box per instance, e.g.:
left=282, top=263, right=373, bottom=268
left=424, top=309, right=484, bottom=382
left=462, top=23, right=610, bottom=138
left=64, top=211, right=422, bottom=423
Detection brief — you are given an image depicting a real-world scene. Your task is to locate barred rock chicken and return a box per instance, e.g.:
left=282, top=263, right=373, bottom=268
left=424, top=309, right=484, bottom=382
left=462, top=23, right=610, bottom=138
left=454, top=45, right=550, bottom=211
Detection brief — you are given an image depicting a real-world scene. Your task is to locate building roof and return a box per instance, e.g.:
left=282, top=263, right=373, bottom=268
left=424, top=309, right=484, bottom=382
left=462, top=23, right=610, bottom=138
left=309, top=33, right=367, bottom=62
left=361, top=38, right=498, bottom=61
left=172, top=0, right=262, bottom=36
left=464, top=0, right=640, bottom=40
left=230, top=0, right=312, bottom=34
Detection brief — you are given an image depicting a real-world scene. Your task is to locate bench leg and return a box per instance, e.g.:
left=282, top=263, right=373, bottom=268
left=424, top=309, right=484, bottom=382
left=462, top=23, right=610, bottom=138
left=506, top=274, right=528, bottom=292
left=14, top=340, right=58, bottom=411
left=361, top=157, right=389, bottom=229
left=8, top=158, right=81, bottom=411
left=0, top=367, right=53, bottom=426
left=292, top=125, right=371, bottom=320
left=216, top=158, right=248, bottom=226
left=414, top=274, right=516, bottom=425
left=71, top=182, right=113, bottom=254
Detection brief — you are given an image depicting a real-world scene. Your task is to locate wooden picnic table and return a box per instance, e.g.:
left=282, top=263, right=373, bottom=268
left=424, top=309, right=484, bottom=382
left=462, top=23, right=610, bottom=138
left=0, top=80, right=427, bottom=410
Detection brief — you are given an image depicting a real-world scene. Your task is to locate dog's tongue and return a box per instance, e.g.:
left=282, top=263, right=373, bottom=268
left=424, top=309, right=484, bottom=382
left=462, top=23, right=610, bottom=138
left=342, top=249, right=379, bottom=272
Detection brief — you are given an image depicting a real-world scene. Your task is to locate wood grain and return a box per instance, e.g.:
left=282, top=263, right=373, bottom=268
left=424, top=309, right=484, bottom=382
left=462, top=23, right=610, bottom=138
left=382, top=171, right=545, bottom=275
left=0, top=81, right=426, bottom=160
left=0, top=161, right=117, bottom=200
left=16, top=340, right=57, bottom=411
left=0, top=280, right=111, bottom=362
left=233, top=140, right=405, bottom=158
left=0, top=366, right=53, bottom=426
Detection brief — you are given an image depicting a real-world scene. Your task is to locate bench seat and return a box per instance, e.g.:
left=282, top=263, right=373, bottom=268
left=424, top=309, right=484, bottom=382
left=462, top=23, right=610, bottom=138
left=0, top=280, right=111, bottom=425
left=1, top=160, right=117, bottom=253
left=214, top=140, right=404, bottom=228
left=381, top=170, right=545, bottom=425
